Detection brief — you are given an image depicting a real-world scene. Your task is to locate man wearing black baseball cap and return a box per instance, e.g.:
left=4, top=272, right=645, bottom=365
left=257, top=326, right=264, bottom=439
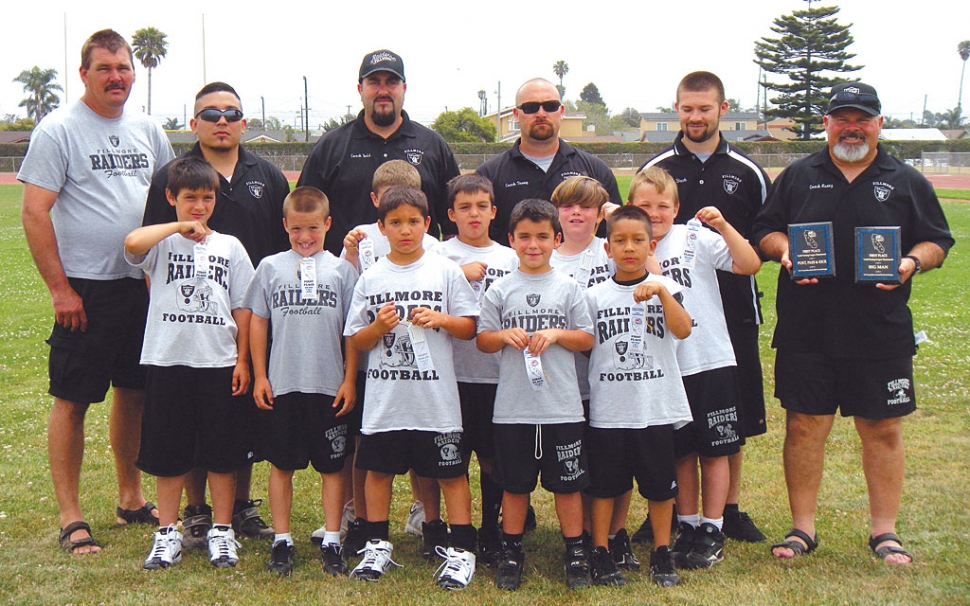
left=752, top=83, right=953, bottom=565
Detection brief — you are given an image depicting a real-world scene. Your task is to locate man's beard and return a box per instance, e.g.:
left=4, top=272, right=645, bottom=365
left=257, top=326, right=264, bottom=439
left=371, top=100, right=398, bottom=127
left=528, top=122, right=556, bottom=142
left=684, top=122, right=717, bottom=144
left=832, top=139, right=870, bottom=163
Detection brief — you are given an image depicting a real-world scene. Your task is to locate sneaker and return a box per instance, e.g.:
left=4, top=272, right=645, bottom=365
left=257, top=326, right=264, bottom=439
left=590, top=546, right=626, bottom=587
left=405, top=501, right=425, bottom=538
left=564, top=542, right=591, bottom=590
left=631, top=514, right=654, bottom=544
left=181, top=503, right=212, bottom=551
left=494, top=549, right=524, bottom=591
left=434, top=546, right=476, bottom=590
left=723, top=509, right=767, bottom=543
left=649, top=546, right=681, bottom=587
left=609, top=528, right=640, bottom=571
left=349, top=539, right=401, bottom=582
left=422, top=519, right=449, bottom=561
left=320, top=542, right=348, bottom=576
left=267, top=540, right=295, bottom=576
left=683, top=522, right=725, bottom=569
left=670, top=522, right=697, bottom=568
left=231, top=499, right=274, bottom=540
left=144, top=525, right=182, bottom=570
left=343, top=517, right=367, bottom=554
left=208, top=526, right=241, bottom=568
left=478, top=526, right=503, bottom=568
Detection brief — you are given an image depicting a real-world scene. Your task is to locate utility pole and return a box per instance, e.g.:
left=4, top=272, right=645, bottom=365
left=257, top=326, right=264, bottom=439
left=304, top=76, right=310, bottom=142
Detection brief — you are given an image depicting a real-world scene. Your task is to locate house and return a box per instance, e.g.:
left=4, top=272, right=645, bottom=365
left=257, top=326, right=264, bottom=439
left=0, top=131, right=32, bottom=144
left=484, top=106, right=586, bottom=142
left=638, top=111, right=761, bottom=141
left=880, top=128, right=947, bottom=141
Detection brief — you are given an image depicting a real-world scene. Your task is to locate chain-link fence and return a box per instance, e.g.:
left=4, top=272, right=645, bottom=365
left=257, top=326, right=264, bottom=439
left=0, top=156, right=24, bottom=173
left=917, top=152, right=970, bottom=174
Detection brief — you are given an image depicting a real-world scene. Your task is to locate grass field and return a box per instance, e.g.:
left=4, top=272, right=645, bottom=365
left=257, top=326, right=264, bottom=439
left=1, top=183, right=968, bottom=605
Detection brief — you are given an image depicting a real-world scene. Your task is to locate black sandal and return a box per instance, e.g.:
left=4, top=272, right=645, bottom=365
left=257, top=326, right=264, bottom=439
left=59, top=521, right=101, bottom=554
left=116, top=501, right=159, bottom=526
left=869, top=532, right=913, bottom=563
left=770, top=528, right=818, bottom=558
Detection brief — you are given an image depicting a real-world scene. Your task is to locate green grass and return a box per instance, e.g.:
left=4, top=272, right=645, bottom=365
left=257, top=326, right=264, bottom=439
left=1, top=183, right=968, bottom=605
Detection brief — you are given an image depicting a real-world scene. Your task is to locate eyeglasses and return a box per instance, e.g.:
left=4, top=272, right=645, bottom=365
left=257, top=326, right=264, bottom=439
left=516, top=100, right=561, bottom=114
left=195, top=108, right=244, bottom=123
left=829, top=91, right=880, bottom=106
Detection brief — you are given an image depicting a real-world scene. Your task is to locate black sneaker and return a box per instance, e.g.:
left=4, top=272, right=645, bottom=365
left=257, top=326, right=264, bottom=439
left=478, top=525, right=503, bottom=568
left=422, top=519, right=449, bottom=561
left=267, top=540, right=294, bottom=576
left=683, top=522, right=725, bottom=569
left=590, top=546, right=626, bottom=587
left=232, top=499, right=274, bottom=540
left=670, top=522, right=697, bottom=568
left=564, top=543, right=591, bottom=590
left=343, top=517, right=367, bottom=554
left=631, top=514, right=654, bottom=544
left=495, top=549, right=524, bottom=591
left=649, top=546, right=681, bottom=587
left=320, top=542, right=348, bottom=576
left=182, top=503, right=213, bottom=551
left=723, top=509, right=767, bottom=543
left=524, top=505, right=537, bottom=533
left=609, top=528, right=640, bottom=571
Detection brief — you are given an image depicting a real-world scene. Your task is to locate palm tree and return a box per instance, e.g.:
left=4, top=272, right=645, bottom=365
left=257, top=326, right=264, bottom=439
left=553, top=60, right=569, bottom=98
left=13, top=66, right=62, bottom=123
left=958, top=40, right=970, bottom=110
left=132, top=27, right=168, bottom=115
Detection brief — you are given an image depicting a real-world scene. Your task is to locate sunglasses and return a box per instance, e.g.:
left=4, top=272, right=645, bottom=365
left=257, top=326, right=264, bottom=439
left=516, top=100, right=561, bottom=114
left=195, top=108, right=244, bottom=123
left=830, top=91, right=879, bottom=106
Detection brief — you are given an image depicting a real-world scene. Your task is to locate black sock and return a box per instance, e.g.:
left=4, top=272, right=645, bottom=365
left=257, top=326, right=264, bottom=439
left=450, top=524, right=477, bottom=552
left=503, top=533, right=523, bottom=553
left=366, top=520, right=390, bottom=542
left=564, top=534, right=586, bottom=550
left=480, top=470, right=503, bottom=529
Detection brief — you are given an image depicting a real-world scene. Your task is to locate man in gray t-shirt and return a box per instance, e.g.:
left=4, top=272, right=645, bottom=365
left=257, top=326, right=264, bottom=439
left=19, top=29, right=174, bottom=553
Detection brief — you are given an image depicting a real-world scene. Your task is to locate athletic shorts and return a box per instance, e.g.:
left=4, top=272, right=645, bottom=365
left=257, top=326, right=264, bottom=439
left=492, top=422, right=589, bottom=495
left=727, top=322, right=767, bottom=438
left=47, top=277, right=147, bottom=403
left=137, top=365, right=246, bottom=477
left=584, top=425, right=678, bottom=501
left=265, top=392, right=352, bottom=474
left=355, top=430, right=469, bottom=479
left=775, top=351, right=916, bottom=419
left=458, top=382, right=496, bottom=461
left=675, top=367, right=743, bottom=458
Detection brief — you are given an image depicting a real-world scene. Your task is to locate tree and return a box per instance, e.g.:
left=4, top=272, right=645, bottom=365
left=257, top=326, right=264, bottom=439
left=322, top=113, right=354, bottom=132
left=939, top=106, right=966, bottom=129
left=478, top=90, right=488, bottom=117
left=0, top=115, right=36, bottom=131
left=13, top=66, right=62, bottom=123
left=430, top=107, right=497, bottom=143
left=580, top=83, right=607, bottom=109
left=615, top=107, right=641, bottom=128
left=754, top=5, right=862, bottom=140
left=553, top=60, right=569, bottom=98
left=262, top=116, right=283, bottom=130
left=958, top=40, right=970, bottom=109
left=162, top=117, right=183, bottom=130
left=132, top=27, right=168, bottom=115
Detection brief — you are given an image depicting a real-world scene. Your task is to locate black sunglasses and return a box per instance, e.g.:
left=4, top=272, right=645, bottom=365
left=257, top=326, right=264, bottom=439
left=195, top=108, right=244, bottom=123
left=517, top=100, right=561, bottom=114
left=830, top=91, right=879, bottom=106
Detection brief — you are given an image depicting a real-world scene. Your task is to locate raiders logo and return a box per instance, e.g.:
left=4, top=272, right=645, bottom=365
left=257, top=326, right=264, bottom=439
left=560, top=170, right=582, bottom=180
left=873, top=184, right=892, bottom=202
left=526, top=293, right=541, bottom=307
left=404, top=149, right=424, bottom=166
left=381, top=331, right=415, bottom=368
left=248, top=182, right=264, bottom=199
left=843, top=86, right=861, bottom=94
left=612, top=340, right=648, bottom=370
left=369, top=51, right=397, bottom=65
left=332, top=436, right=347, bottom=454
left=440, top=444, right=459, bottom=462
left=176, top=281, right=216, bottom=314
left=723, top=177, right=739, bottom=194
left=564, top=458, right=580, bottom=475
left=109, top=135, right=120, bottom=147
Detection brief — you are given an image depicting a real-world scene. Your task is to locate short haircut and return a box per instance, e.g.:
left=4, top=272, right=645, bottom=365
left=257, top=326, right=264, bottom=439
left=607, top=205, right=653, bottom=240
left=628, top=166, right=680, bottom=206
left=166, top=156, right=220, bottom=197
left=373, top=159, right=421, bottom=193
left=447, top=174, right=495, bottom=208
left=550, top=175, right=609, bottom=210
left=283, top=186, right=329, bottom=219
left=378, top=185, right=429, bottom=222
left=196, top=82, right=241, bottom=103
left=81, top=29, right=133, bottom=70
left=676, top=71, right=725, bottom=105
left=508, top=198, right=561, bottom=236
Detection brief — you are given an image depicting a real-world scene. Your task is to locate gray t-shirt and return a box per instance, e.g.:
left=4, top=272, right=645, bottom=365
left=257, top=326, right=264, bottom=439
left=245, top=250, right=358, bottom=397
left=18, top=101, right=175, bottom=280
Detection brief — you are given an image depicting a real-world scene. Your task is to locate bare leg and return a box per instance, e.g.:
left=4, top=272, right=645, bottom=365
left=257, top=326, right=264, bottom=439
left=502, top=492, right=529, bottom=535
left=364, top=471, right=394, bottom=523
left=208, top=471, right=236, bottom=526
left=234, top=463, right=253, bottom=502
left=855, top=416, right=911, bottom=564
left=419, top=475, right=440, bottom=522
left=674, top=454, right=700, bottom=517
left=727, top=449, right=743, bottom=505
left=591, top=497, right=614, bottom=548
left=184, top=467, right=208, bottom=507
left=648, top=499, right=674, bottom=548
left=554, top=492, right=584, bottom=538
left=699, top=454, right=729, bottom=520
left=321, top=471, right=344, bottom=532
left=610, top=490, right=632, bottom=535
left=437, top=475, right=472, bottom=525
left=111, top=387, right=155, bottom=515
left=156, top=474, right=186, bottom=527
left=268, top=466, right=294, bottom=534
left=49, top=398, right=99, bottom=553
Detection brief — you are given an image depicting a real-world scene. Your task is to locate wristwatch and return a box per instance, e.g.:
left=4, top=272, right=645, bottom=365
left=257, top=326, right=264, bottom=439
left=904, top=255, right=921, bottom=275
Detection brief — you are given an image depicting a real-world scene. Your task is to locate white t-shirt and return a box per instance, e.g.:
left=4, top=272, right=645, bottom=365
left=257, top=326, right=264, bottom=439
left=344, top=252, right=479, bottom=434
left=339, top=222, right=439, bottom=272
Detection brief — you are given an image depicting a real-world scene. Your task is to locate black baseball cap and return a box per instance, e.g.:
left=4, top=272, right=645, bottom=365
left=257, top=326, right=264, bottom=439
left=826, top=82, right=881, bottom=116
left=359, top=50, right=405, bottom=82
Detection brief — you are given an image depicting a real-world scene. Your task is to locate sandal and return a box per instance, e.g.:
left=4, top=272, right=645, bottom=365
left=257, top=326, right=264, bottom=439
left=116, top=501, right=160, bottom=526
left=770, top=528, right=818, bottom=558
left=869, top=532, right=913, bottom=564
left=59, top=521, right=101, bottom=554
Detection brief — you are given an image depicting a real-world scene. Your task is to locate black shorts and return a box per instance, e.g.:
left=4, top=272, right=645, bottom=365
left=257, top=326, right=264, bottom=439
left=265, top=392, right=352, bottom=474
left=137, top=365, right=246, bottom=477
left=675, top=367, right=743, bottom=458
left=47, top=278, right=147, bottom=403
left=727, top=322, right=767, bottom=438
left=584, top=425, right=678, bottom=502
left=355, top=430, right=469, bottom=479
left=775, top=351, right=916, bottom=419
left=458, top=382, right=496, bottom=461
left=492, top=423, right=589, bottom=495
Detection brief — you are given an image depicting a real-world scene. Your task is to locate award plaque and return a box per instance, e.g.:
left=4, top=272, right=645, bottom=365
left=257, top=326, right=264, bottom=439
left=788, top=222, right=835, bottom=279
left=855, top=226, right=901, bottom=284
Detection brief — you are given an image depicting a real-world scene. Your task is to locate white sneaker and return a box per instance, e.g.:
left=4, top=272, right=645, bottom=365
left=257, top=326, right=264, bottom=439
left=313, top=501, right=356, bottom=545
left=144, top=525, right=183, bottom=570
left=435, top=546, right=476, bottom=590
left=349, top=539, right=402, bottom=582
left=208, top=526, right=241, bottom=568
left=405, top=501, right=425, bottom=537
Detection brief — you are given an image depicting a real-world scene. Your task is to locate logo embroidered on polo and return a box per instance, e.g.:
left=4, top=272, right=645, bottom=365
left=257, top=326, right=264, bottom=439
left=404, top=149, right=424, bottom=166
left=723, top=177, right=739, bottom=194
left=873, top=182, right=894, bottom=202
left=247, top=181, right=265, bottom=199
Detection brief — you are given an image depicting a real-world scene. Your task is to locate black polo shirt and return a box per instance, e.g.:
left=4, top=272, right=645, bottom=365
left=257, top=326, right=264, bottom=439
left=751, top=145, right=954, bottom=358
left=142, top=143, right=290, bottom=266
left=476, top=138, right=621, bottom=243
left=642, top=132, right=771, bottom=327
left=297, top=110, right=460, bottom=256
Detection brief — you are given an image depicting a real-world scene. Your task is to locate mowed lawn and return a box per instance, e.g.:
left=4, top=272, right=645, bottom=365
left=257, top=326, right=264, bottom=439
left=0, top=182, right=968, bottom=605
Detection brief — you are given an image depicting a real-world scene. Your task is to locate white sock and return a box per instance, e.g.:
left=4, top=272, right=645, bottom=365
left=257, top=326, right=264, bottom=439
left=678, top=514, right=700, bottom=528
left=701, top=517, right=724, bottom=531
left=324, top=531, right=341, bottom=546
left=274, top=533, right=293, bottom=546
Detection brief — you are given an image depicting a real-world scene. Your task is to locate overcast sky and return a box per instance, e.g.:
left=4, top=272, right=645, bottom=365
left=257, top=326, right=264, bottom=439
left=2, top=1, right=968, bottom=129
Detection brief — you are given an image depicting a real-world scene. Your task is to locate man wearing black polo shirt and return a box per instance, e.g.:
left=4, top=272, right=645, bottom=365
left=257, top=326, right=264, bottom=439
left=143, top=81, right=289, bottom=547
left=752, top=83, right=952, bottom=565
left=637, top=72, right=770, bottom=545
left=298, top=49, right=460, bottom=255
left=476, top=78, right=621, bottom=241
